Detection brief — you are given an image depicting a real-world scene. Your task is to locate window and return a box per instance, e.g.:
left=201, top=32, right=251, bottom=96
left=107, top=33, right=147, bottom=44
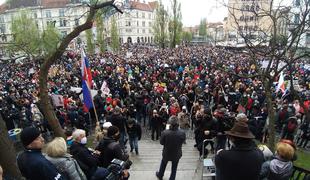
left=47, top=20, right=56, bottom=27
left=0, top=24, right=5, bottom=33
left=59, top=9, right=65, bottom=17
left=142, top=12, right=145, bottom=18
left=33, top=12, right=37, bottom=19
left=0, top=16, right=4, bottom=23
left=137, top=21, right=139, bottom=26
left=142, top=29, right=145, bottom=33
left=60, top=19, right=67, bottom=27
left=149, top=22, right=152, bottom=27
left=306, top=33, right=310, bottom=44
left=75, top=19, right=79, bottom=26
left=148, top=13, right=151, bottom=19
left=149, top=29, right=152, bottom=33
left=240, top=16, right=244, bottom=21
left=137, top=29, right=139, bottom=33
left=142, top=21, right=145, bottom=27
left=126, top=21, right=131, bottom=26
left=126, top=29, right=132, bottom=32
left=60, top=31, right=67, bottom=38
left=45, top=10, right=51, bottom=18
left=136, top=12, right=139, bottom=17
left=294, top=13, right=300, bottom=24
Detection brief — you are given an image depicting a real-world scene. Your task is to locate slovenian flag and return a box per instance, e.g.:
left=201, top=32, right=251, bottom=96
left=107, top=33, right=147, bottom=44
left=81, top=49, right=93, bottom=112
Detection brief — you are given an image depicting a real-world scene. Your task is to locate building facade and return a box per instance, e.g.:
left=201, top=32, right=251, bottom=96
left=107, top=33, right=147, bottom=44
left=0, top=0, right=89, bottom=49
left=105, top=0, right=157, bottom=44
left=290, top=0, right=310, bottom=47
left=225, top=0, right=272, bottom=42
left=0, top=0, right=158, bottom=53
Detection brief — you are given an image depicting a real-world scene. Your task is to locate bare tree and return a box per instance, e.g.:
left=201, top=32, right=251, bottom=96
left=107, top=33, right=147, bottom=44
left=220, top=0, right=310, bottom=151
left=38, top=0, right=122, bottom=137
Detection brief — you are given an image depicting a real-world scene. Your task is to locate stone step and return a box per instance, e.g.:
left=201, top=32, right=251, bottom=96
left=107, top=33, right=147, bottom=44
left=128, top=139, right=202, bottom=180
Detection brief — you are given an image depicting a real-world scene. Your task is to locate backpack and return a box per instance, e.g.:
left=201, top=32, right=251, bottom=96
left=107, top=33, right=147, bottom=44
left=287, top=120, right=297, bottom=132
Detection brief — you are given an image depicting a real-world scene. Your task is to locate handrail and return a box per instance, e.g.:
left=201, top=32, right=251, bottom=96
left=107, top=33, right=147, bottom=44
left=290, top=165, right=310, bottom=180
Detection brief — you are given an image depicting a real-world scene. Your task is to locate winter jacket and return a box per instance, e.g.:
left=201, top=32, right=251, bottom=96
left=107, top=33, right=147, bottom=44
left=177, top=111, right=190, bottom=129
left=45, top=154, right=87, bottom=180
left=260, top=156, right=293, bottom=180
left=160, top=128, right=186, bottom=161
left=107, top=113, right=127, bottom=132
left=96, top=137, right=129, bottom=168
left=17, top=149, right=66, bottom=180
left=215, top=141, right=265, bottom=180
left=126, top=122, right=142, bottom=139
left=69, top=142, right=98, bottom=179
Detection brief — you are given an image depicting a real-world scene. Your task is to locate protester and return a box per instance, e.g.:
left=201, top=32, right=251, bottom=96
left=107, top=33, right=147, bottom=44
left=69, top=129, right=102, bottom=180
left=17, top=127, right=65, bottom=180
left=45, top=137, right=87, bottom=180
left=215, top=121, right=264, bottom=180
left=0, top=165, right=3, bottom=180
left=260, top=142, right=295, bottom=180
left=156, top=116, right=186, bottom=180
left=126, top=118, right=142, bottom=155
left=96, top=126, right=130, bottom=168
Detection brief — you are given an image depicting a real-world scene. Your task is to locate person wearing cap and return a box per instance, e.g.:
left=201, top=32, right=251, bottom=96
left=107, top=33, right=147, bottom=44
left=17, top=127, right=66, bottom=180
left=156, top=116, right=186, bottom=180
left=215, top=121, right=264, bottom=180
left=96, top=126, right=129, bottom=168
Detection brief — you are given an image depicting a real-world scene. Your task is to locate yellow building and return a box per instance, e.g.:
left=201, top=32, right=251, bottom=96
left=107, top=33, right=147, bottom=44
left=225, top=0, right=272, bottom=42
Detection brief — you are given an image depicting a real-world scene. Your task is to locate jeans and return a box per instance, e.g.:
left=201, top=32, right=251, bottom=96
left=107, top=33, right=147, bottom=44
left=120, top=131, right=127, bottom=149
left=129, top=136, right=139, bottom=153
left=216, top=135, right=227, bottom=151
left=157, top=159, right=179, bottom=180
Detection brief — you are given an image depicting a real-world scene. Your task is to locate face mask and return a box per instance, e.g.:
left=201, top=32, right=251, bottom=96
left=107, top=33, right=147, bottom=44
left=80, top=137, right=87, bottom=145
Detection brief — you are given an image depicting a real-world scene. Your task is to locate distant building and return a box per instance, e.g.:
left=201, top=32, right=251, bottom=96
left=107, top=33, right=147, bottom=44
left=0, top=0, right=159, bottom=51
left=105, top=0, right=157, bottom=44
left=0, top=0, right=88, bottom=49
left=225, top=0, right=272, bottom=42
left=207, top=22, right=224, bottom=44
left=290, top=0, right=310, bottom=47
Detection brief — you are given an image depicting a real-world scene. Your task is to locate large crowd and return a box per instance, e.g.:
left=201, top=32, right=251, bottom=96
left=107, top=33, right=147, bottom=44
left=0, top=44, right=309, bottom=180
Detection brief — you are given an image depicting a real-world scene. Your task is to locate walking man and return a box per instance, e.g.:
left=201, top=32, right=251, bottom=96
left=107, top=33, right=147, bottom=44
left=156, top=116, right=186, bottom=180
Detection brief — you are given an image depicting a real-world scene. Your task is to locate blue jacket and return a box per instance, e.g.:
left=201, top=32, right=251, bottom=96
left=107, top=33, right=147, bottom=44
left=17, top=149, right=66, bottom=180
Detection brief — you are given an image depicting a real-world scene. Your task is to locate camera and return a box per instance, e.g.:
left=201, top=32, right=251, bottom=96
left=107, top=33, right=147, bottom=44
left=105, top=159, right=132, bottom=180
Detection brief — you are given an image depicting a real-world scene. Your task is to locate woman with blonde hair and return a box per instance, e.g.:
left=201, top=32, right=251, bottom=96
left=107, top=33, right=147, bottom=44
left=260, top=142, right=295, bottom=180
left=45, top=137, right=87, bottom=180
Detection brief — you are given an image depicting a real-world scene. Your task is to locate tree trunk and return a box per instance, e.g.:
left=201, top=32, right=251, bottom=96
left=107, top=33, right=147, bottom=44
left=265, top=84, right=276, bottom=152
left=0, top=116, right=23, bottom=179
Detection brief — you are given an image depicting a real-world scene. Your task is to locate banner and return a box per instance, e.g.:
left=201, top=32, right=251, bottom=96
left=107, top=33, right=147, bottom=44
left=51, top=94, right=64, bottom=107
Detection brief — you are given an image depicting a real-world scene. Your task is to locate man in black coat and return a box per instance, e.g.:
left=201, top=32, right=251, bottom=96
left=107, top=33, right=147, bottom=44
left=70, top=129, right=99, bottom=179
left=96, top=126, right=129, bottom=168
left=107, top=107, right=127, bottom=149
left=215, top=120, right=264, bottom=180
left=17, top=127, right=66, bottom=180
left=156, top=116, right=186, bottom=180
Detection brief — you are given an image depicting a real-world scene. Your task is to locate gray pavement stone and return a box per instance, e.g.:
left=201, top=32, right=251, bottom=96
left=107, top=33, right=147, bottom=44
left=128, top=138, right=202, bottom=180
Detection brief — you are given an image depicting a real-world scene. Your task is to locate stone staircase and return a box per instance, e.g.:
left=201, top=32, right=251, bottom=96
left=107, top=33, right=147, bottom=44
left=128, top=129, right=203, bottom=180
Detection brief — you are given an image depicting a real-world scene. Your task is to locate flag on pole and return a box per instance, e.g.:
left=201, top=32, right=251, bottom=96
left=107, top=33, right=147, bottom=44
left=81, top=49, right=93, bottom=88
left=81, top=49, right=93, bottom=112
left=276, top=71, right=285, bottom=93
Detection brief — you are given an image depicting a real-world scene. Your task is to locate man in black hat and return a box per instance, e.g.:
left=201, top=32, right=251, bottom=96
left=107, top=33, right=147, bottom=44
left=215, top=121, right=264, bottom=180
left=17, top=127, right=66, bottom=180
left=156, top=116, right=186, bottom=180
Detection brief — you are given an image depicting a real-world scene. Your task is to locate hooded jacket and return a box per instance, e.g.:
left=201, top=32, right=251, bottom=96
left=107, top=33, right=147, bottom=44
left=260, top=156, right=293, bottom=180
left=96, top=137, right=128, bottom=168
